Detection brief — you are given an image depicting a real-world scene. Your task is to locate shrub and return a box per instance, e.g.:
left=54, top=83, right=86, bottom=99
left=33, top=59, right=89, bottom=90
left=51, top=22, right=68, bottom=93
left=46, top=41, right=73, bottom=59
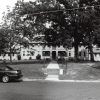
left=36, top=54, right=41, bottom=60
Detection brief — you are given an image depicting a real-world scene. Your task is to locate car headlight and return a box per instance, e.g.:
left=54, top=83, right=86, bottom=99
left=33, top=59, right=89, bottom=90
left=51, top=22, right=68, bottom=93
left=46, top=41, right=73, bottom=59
left=10, top=71, right=18, bottom=74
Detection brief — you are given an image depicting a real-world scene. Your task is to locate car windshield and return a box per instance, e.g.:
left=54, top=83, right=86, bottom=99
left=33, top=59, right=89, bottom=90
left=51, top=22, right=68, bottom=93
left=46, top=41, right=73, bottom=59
left=0, top=66, right=13, bottom=71
left=6, top=66, right=13, bottom=70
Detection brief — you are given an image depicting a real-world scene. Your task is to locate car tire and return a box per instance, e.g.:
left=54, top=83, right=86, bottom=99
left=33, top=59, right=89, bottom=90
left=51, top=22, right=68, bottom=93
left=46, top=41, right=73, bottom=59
left=2, top=75, right=9, bottom=83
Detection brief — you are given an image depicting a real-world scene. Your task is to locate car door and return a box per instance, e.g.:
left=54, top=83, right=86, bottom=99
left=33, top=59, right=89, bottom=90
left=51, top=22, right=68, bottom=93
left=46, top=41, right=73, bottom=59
left=0, top=67, right=5, bottom=77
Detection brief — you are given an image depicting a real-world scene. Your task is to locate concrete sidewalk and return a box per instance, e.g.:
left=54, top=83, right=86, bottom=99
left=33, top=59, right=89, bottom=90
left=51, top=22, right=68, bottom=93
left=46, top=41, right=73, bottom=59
left=22, top=77, right=100, bottom=82
left=46, top=61, right=59, bottom=69
left=45, top=61, right=60, bottom=81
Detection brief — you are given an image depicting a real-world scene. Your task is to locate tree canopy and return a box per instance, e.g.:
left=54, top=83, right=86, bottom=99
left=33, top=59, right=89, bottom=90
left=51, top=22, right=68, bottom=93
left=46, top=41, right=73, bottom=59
left=1, top=0, right=100, bottom=61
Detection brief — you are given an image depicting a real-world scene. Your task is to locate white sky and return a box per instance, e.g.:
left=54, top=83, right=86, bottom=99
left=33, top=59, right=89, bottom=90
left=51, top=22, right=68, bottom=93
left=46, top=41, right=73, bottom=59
left=0, top=0, right=35, bottom=22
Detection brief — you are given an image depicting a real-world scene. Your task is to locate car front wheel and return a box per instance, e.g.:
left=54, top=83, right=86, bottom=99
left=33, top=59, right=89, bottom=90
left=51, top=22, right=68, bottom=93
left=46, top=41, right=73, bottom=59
left=2, top=76, right=9, bottom=83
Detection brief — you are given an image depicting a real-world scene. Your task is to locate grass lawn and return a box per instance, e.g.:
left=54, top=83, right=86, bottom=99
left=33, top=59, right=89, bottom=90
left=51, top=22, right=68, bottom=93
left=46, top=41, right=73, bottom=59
left=59, top=62, right=100, bottom=80
left=8, top=61, right=100, bottom=80
left=10, top=63, right=48, bottom=79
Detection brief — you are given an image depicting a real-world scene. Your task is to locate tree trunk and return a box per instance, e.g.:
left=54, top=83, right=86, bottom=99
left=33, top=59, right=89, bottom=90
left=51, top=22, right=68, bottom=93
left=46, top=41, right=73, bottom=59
left=88, top=44, right=94, bottom=62
left=9, top=43, right=12, bottom=63
left=74, top=43, right=79, bottom=62
left=88, top=33, right=94, bottom=62
left=74, top=33, right=79, bottom=62
left=10, top=53, right=12, bottom=63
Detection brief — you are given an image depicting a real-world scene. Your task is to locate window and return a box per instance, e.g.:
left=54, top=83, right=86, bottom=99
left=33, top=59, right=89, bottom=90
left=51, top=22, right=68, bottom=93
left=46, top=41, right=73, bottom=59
left=84, top=52, right=86, bottom=57
left=58, top=51, right=67, bottom=57
left=13, top=53, right=14, bottom=56
left=30, top=51, right=35, bottom=56
left=42, top=51, right=50, bottom=56
left=96, top=48, right=100, bottom=50
left=23, top=51, right=25, bottom=56
left=3, top=53, right=6, bottom=56
left=79, top=52, right=81, bottom=56
left=8, top=53, right=10, bottom=56
left=27, top=51, right=30, bottom=53
left=23, top=54, right=25, bottom=56
left=69, top=52, right=71, bottom=57
left=94, top=53, right=97, bottom=56
left=27, top=54, right=30, bottom=56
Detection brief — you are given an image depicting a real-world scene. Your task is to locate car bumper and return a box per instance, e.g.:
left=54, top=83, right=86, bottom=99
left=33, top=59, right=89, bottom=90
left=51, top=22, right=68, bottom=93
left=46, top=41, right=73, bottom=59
left=9, top=74, right=23, bottom=80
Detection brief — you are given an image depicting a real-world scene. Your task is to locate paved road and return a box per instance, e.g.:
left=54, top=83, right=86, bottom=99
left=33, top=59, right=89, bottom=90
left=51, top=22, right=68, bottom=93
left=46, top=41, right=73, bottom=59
left=0, top=81, right=100, bottom=100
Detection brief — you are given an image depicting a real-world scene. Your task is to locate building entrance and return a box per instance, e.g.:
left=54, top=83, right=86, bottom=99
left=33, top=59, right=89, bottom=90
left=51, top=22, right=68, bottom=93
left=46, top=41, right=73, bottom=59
left=52, top=51, right=56, bottom=60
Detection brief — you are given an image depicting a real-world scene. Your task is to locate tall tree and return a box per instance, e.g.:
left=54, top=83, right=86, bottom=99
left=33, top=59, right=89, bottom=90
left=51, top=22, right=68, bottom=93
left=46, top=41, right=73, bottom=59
left=78, top=0, right=100, bottom=61
left=1, top=6, right=30, bottom=62
left=56, top=0, right=100, bottom=61
left=4, top=0, right=100, bottom=62
left=0, top=28, right=8, bottom=53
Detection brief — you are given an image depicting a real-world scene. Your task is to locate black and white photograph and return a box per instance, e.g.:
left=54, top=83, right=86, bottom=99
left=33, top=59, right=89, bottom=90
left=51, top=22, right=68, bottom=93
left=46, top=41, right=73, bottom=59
left=0, top=0, right=100, bottom=100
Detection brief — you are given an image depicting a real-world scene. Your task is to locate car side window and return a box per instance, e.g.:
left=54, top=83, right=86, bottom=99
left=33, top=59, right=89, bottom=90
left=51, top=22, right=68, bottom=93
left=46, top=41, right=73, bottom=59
left=4, top=67, right=9, bottom=71
left=0, top=67, right=5, bottom=70
left=0, top=67, right=9, bottom=71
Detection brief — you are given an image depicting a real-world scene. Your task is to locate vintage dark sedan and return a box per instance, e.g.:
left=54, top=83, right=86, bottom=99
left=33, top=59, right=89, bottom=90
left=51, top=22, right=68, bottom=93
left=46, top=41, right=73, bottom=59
left=0, top=65, right=23, bottom=83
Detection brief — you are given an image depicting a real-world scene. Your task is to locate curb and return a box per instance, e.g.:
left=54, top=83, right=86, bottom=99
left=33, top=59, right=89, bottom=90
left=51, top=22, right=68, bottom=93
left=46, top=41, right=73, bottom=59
left=22, top=78, right=100, bottom=83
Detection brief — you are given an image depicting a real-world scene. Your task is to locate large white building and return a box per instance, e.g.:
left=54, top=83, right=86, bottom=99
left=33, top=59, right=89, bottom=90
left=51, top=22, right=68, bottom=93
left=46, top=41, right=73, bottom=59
left=19, top=44, right=68, bottom=60
left=0, top=34, right=99, bottom=61
left=92, top=47, right=100, bottom=61
left=0, top=43, right=90, bottom=61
